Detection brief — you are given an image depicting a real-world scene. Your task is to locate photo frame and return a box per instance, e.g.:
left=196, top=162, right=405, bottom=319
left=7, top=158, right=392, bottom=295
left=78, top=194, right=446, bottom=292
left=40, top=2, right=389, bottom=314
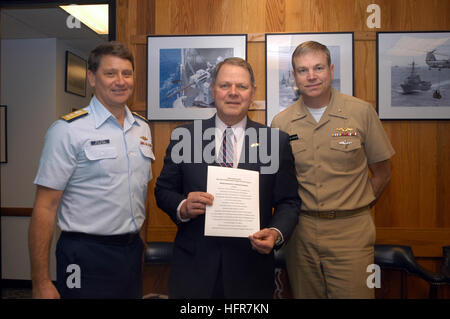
left=147, top=34, right=247, bottom=120
left=1, top=105, right=7, bottom=163
left=377, top=31, right=450, bottom=119
left=266, top=32, right=354, bottom=125
left=65, top=51, right=87, bottom=97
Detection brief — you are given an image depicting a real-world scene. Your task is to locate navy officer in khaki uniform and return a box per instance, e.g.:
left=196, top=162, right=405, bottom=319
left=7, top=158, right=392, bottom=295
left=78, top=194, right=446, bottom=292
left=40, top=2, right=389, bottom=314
left=271, top=41, right=395, bottom=299
left=29, top=42, right=154, bottom=298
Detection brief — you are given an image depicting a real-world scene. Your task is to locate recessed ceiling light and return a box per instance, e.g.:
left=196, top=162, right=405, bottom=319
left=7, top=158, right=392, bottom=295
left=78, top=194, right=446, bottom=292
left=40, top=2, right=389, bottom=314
left=60, top=4, right=108, bottom=35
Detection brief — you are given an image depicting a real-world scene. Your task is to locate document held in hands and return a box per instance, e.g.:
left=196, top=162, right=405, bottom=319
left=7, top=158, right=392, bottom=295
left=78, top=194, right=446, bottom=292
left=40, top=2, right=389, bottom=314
left=205, top=166, right=260, bottom=238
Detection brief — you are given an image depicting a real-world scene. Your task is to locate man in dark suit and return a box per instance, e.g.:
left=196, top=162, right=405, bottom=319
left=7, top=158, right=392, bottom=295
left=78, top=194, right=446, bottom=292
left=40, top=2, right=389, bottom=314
left=155, top=57, right=300, bottom=299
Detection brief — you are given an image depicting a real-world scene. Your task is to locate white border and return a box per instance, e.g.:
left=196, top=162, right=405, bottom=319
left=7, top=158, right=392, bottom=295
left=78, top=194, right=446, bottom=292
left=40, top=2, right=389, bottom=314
left=147, top=35, right=247, bottom=120
left=378, top=32, right=450, bottom=119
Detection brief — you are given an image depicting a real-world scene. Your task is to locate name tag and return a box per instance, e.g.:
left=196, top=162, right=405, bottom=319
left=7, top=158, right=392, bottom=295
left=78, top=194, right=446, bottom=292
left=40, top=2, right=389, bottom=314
left=91, top=139, right=110, bottom=146
left=289, top=134, right=299, bottom=141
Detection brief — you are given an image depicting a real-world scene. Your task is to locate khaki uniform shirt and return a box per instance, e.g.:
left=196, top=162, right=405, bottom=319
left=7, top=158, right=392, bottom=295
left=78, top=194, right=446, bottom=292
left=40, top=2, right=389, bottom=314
left=271, top=89, right=395, bottom=211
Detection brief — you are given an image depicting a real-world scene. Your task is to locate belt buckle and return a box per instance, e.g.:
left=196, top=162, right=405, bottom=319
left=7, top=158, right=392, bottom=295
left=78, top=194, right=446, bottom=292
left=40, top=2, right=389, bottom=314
left=319, top=211, right=336, bottom=219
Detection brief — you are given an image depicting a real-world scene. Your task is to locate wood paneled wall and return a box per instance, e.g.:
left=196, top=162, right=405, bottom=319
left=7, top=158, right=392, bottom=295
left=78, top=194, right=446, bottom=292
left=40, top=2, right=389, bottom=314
left=116, top=0, right=450, bottom=257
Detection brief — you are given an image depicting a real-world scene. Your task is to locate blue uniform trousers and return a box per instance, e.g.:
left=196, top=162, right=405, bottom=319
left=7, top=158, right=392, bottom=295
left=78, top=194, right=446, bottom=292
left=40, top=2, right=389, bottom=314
left=56, top=231, right=144, bottom=299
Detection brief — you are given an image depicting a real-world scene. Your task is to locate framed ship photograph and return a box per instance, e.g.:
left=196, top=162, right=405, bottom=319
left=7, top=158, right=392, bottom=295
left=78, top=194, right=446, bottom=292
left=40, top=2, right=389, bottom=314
left=147, top=34, right=247, bottom=120
left=377, top=31, right=450, bottom=119
left=265, top=32, right=354, bottom=126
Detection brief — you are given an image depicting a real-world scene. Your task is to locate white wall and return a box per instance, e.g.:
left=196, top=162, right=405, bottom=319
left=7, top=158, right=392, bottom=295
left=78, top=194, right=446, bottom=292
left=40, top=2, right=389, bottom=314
left=1, top=38, right=91, bottom=280
left=1, top=38, right=56, bottom=208
left=1, top=216, right=59, bottom=281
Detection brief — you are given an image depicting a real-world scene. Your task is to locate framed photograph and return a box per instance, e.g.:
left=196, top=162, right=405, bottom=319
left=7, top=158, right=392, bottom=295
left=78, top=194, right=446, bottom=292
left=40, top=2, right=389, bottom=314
left=1, top=105, right=7, bottom=163
left=266, top=32, right=354, bottom=125
left=147, top=34, right=247, bottom=120
left=377, top=31, right=450, bottom=119
left=65, top=51, right=87, bottom=97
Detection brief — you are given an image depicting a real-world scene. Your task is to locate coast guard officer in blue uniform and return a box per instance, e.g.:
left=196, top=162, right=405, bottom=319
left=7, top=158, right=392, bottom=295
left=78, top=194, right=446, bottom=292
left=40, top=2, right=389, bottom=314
left=29, top=42, right=154, bottom=299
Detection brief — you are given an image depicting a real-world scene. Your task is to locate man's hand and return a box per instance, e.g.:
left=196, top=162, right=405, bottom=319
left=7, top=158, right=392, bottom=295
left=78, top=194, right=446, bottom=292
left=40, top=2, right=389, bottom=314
left=248, top=228, right=279, bottom=254
left=180, top=192, right=214, bottom=219
left=32, top=280, right=60, bottom=299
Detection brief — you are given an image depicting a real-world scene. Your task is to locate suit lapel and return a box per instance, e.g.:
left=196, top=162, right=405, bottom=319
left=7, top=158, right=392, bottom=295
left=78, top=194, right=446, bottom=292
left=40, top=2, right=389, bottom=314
left=238, top=118, right=261, bottom=171
left=201, top=115, right=219, bottom=166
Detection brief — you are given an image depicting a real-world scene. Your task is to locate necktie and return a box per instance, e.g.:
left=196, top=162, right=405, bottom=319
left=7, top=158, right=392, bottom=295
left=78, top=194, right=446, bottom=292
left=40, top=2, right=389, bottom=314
left=219, top=127, right=234, bottom=168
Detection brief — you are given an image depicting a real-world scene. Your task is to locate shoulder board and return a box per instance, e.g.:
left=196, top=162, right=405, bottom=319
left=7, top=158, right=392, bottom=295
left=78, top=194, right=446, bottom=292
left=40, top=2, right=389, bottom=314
left=132, top=112, right=149, bottom=123
left=61, top=109, right=88, bottom=122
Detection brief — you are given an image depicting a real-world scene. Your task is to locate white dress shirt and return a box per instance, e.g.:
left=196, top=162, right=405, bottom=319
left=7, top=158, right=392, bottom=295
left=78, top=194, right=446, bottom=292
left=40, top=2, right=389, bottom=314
left=214, top=115, right=247, bottom=168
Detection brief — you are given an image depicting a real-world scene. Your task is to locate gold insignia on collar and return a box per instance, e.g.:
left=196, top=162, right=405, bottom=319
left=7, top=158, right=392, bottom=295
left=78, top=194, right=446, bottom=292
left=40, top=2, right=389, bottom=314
left=132, top=112, right=149, bottom=123
left=60, top=109, right=88, bottom=122
left=251, top=143, right=259, bottom=147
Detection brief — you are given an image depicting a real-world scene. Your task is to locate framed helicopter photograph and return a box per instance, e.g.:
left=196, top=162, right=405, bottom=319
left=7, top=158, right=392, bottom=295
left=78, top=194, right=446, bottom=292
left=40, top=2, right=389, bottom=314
left=377, top=31, right=450, bottom=119
left=147, top=34, right=247, bottom=121
left=265, top=32, right=354, bottom=126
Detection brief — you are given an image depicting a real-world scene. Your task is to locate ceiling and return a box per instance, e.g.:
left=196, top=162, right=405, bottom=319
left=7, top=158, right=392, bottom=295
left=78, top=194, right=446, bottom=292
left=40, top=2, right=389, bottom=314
left=0, top=7, right=108, bottom=54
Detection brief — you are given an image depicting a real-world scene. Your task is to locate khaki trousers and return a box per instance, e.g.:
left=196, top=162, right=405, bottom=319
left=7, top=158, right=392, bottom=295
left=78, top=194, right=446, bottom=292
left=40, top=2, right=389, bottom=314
left=285, top=208, right=376, bottom=299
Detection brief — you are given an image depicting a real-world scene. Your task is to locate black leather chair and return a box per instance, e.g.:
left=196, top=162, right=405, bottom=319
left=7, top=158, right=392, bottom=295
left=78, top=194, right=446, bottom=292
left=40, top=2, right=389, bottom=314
left=143, top=242, right=173, bottom=298
left=374, top=244, right=447, bottom=298
left=144, top=241, right=291, bottom=298
left=271, top=244, right=450, bottom=299
left=145, top=241, right=287, bottom=267
left=144, top=242, right=450, bottom=299
left=273, top=244, right=448, bottom=298
left=441, top=246, right=450, bottom=282
left=274, top=246, right=286, bottom=269
left=144, top=241, right=173, bottom=265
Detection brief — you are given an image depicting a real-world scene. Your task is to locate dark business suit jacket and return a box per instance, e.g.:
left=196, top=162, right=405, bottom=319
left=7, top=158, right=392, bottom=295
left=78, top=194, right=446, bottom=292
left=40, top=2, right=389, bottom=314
left=155, top=115, right=300, bottom=299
